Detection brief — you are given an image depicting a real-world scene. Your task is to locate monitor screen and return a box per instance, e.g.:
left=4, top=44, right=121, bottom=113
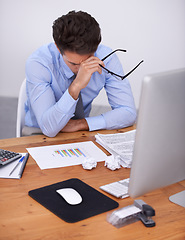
left=129, top=68, right=185, bottom=207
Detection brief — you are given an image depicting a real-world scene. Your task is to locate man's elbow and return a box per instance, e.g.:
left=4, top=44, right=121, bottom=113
left=41, top=126, right=59, bottom=138
left=128, top=110, right=137, bottom=126
left=121, top=109, right=137, bottom=128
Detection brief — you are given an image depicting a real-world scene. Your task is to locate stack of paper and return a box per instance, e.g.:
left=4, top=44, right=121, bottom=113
left=95, top=130, right=136, bottom=168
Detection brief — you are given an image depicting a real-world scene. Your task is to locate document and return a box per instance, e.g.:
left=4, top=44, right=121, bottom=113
left=95, top=130, right=136, bottom=168
left=27, top=141, right=107, bottom=170
left=0, top=153, right=29, bottom=179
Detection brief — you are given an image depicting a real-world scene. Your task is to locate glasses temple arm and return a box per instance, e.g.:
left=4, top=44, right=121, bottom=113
left=99, top=64, right=124, bottom=78
left=101, top=49, right=127, bottom=61
left=121, top=60, right=144, bottom=80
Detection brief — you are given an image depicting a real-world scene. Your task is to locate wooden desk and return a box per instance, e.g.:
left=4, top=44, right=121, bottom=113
left=0, top=126, right=185, bottom=240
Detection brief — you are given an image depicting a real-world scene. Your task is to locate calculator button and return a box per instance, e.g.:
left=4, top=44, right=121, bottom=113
left=0, top=149, right=22, bottom=167
left=2, top=158, right=8, bottom=162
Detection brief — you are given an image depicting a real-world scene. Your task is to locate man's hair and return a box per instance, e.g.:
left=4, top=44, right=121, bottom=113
left=52, top=11, right=101, bottom=55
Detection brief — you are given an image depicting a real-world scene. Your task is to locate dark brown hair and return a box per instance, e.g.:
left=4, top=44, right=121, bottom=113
left=52, top=11, right=101, bottom=55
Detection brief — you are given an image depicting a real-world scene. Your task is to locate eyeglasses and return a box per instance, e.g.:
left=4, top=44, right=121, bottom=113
left=99, top=49, right=144, bottom=80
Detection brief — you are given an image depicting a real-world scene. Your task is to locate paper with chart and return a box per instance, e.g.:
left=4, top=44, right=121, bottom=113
left=95, top=130, right=136, bottom=168
left=27, top=141, right=107, bottom=170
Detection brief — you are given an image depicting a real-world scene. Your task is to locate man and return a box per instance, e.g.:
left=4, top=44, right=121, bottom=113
left=25, top=11, right=136, bottom=137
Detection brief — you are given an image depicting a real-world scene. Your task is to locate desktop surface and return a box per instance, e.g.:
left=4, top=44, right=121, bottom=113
left=0, top=127, right=185, bottom=240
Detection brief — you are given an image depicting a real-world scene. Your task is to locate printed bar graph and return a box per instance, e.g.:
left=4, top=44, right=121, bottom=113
left=75, top=148, right=86, bottom=157
left=54, top=148, right=86, bottom=158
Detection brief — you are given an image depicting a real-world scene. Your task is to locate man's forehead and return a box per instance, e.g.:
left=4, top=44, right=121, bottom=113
left=63, top=51, right=93, bottom=64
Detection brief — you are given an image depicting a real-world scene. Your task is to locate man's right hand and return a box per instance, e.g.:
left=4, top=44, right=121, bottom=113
left=61, top=119, right=89, bottom=132
left=68, top=56, right=104, bottom=100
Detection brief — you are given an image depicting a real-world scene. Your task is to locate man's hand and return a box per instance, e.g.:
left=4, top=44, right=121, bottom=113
left=75, top=56, right=104, bottom=88
left=61, top=119, right=89, bottom=132
left=69, top=56, right=104, bottom=100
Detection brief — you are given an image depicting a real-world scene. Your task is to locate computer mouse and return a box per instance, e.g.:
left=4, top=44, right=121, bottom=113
left=56, top=188, right=82, bottom=205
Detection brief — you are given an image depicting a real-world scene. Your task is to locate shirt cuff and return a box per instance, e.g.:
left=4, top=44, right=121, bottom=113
left=85, top=114, right=106, bottom=131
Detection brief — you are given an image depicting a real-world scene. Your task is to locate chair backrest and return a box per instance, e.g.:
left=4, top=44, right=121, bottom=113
left=16, top=79, right=27, bottom=137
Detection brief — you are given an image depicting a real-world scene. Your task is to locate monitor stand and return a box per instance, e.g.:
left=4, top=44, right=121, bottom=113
left=169, top=190, right=185, bottom=208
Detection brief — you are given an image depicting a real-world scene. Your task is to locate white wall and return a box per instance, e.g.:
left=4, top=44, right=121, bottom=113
left=0, top=0, right=185, bottom=108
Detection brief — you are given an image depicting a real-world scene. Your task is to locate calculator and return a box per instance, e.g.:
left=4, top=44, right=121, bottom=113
left=0, top=149, right=22, bottom=167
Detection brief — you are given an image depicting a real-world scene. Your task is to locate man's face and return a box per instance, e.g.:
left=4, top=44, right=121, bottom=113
left=62, top=51, right=93, bottom=75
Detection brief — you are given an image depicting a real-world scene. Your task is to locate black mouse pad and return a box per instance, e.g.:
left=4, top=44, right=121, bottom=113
left=28, top=178, right=119, bottom=223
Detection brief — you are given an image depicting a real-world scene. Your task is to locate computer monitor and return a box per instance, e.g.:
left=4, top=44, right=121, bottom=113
left=128, top=68, right=185, bottom=207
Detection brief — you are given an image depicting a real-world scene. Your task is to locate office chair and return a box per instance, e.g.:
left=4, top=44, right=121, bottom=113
left=16, top=79, right=27, bottom=137
left=16, top=79, right=42, bottom=137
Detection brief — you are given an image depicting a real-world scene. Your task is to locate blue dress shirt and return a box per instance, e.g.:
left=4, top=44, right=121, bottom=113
left=25, top=43, right=136, bottom=137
